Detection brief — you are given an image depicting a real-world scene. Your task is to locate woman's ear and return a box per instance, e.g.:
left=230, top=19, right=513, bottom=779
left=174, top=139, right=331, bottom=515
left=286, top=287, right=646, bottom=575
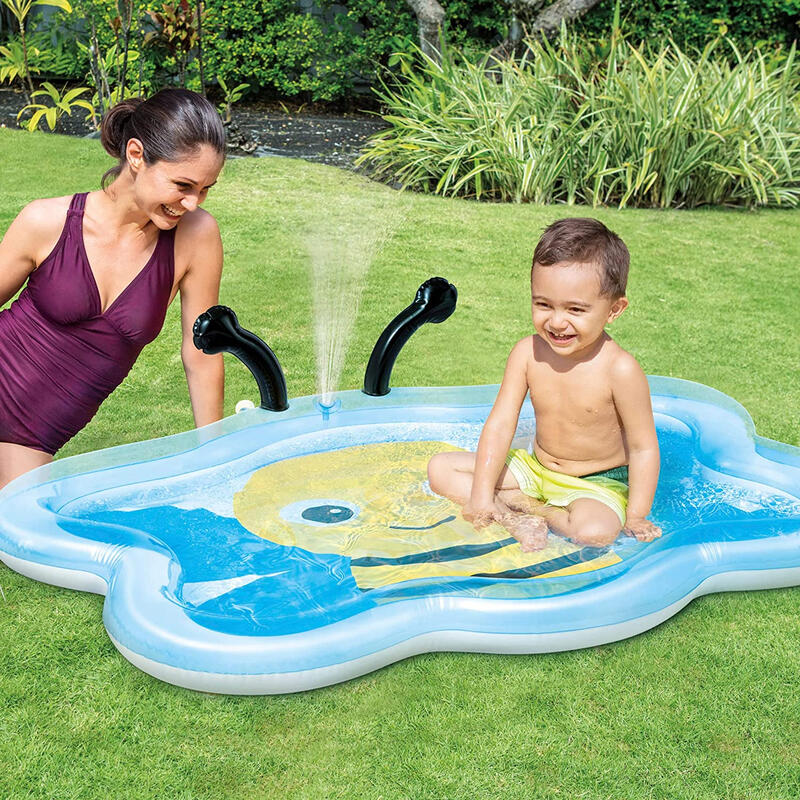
left=125, top=138, right=145, bottom=172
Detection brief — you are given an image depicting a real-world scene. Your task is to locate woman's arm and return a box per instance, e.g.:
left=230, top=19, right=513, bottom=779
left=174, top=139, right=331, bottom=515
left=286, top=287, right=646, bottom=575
left=0, top=201, right=60, bottom=306
left=177, top=211, right=225, bottom=427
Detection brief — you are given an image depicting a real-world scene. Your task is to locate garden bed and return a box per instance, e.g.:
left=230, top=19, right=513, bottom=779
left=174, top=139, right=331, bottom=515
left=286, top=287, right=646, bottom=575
left=0, top=88, right=387, bottom=169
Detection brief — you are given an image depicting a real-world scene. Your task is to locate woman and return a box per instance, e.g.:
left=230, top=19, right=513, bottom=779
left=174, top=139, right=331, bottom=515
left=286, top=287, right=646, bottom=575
left=0, top=88, right=227, bottom=488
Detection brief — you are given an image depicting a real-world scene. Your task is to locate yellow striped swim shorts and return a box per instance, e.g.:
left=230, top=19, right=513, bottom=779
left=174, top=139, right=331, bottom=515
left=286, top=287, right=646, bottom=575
left=505, top=449, right=629, bottom=526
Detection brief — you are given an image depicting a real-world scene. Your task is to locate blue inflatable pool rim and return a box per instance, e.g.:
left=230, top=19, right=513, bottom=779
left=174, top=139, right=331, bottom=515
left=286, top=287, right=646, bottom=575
left=1, top=376, right=798, bottom=694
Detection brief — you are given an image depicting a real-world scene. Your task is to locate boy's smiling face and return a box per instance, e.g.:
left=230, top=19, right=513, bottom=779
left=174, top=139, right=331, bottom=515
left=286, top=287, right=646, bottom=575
left=531, top=261, right=628, bottom=359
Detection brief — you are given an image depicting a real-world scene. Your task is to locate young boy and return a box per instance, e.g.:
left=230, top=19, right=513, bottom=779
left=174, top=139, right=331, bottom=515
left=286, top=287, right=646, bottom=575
left=428, top=218, right=662, bottom=551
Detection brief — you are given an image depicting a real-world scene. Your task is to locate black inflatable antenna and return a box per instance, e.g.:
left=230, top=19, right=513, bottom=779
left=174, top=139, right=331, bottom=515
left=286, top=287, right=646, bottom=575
left=363, top=277, right=457, bottom=397
left=193, top=305, right=289, bottom=412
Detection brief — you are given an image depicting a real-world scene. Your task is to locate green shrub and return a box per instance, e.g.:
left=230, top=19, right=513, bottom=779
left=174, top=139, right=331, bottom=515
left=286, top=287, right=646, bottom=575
left=358, top=36, right=800, bottom=208
left=1, top=11, right=91, bottom=81
left=11, top=0, right=800, bottom=101
left=202, top=0, right=336, bottom=101
left=574, top=0, right=800, bottom=52
left=200, top=0, right=510, bottom=101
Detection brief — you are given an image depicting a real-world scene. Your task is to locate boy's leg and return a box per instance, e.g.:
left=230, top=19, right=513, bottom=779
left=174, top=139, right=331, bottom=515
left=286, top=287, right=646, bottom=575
left=427, top=451, right=477, bottom=504
left=496, top=487, right=549, bottom=516
left=427, top=451, right=549, bottom=551
left=531, top=497, right=622, bottom=548
left=427, top=451, right=520, bottom=505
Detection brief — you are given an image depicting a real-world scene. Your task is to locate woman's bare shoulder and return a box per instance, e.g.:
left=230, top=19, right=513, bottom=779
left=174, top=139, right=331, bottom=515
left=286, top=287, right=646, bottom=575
left=20, top=194, right=71, bottom=218
left=173, top=208, right=222, bottom=282
left=16, top=195, right=72, bottom=235
left=177, top=207, right=220, bottom=239
left=6, top=196, right=72, bottom=266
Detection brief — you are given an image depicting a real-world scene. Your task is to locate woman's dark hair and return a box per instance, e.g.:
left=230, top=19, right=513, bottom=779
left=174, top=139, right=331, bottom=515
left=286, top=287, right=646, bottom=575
left=100, top=89, right=226, bottom=188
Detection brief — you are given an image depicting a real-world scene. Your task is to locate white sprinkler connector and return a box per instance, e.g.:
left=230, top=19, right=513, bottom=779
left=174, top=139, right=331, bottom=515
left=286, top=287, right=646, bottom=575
left=235, top=399, right=255, bottom=414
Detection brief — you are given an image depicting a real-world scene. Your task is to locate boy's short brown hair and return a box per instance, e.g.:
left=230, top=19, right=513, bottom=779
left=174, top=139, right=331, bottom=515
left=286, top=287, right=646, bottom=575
left=532, top=218, right=630, bottom=298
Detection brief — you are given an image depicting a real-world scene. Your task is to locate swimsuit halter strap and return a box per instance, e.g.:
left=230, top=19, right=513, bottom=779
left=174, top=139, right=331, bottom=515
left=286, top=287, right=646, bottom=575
left=68, top=192, right=88, bottom=215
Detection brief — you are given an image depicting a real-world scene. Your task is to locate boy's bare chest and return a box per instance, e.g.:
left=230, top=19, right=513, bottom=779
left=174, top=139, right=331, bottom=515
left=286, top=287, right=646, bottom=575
left=528, top=363, right=616, bottom=425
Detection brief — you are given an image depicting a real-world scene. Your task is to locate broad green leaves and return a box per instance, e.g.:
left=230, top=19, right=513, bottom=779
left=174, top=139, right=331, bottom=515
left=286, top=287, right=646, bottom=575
left=17, top=82, right=92, bottom=131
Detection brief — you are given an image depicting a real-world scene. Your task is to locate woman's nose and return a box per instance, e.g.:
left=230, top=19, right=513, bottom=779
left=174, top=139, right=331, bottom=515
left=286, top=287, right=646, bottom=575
left=182, top=195, right=199, bottom=212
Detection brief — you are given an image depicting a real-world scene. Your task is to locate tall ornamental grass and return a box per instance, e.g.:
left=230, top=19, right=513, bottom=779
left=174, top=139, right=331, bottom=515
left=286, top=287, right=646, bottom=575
left=359, top=35, right=800, bottom=208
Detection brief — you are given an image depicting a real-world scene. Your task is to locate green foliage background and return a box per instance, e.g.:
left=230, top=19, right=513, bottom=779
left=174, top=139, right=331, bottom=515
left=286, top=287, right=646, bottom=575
left=2, top=0, right=798, bottom=101
left=575, top=0, right=800, bottom=52
left=360, top=35, right=800, bottom=209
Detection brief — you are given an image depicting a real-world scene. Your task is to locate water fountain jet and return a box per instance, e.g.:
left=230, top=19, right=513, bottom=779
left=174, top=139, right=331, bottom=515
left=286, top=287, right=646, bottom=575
left=363, top=277, right=458, bottom=396
left=193, top=306, right=288, bottom=412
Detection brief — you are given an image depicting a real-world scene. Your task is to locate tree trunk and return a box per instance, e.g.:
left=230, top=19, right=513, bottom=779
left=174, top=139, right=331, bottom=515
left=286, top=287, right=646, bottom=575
left=118, top=0, right=134, bottom=101
left=519, top=0, right=604, bottom=40
left=196, top=0, right=205, bottom=96
left=404, top=0, right=445, bottom=63
left=488, top=0, right=604, bottom=63
left=19, top=20, right=34, bottom=98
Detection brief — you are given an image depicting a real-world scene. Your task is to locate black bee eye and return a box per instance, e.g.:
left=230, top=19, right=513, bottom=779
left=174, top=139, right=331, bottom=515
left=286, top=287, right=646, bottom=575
left=301, top=505, right=355, bottom=524
left=280, top=499, right=360, bottom=527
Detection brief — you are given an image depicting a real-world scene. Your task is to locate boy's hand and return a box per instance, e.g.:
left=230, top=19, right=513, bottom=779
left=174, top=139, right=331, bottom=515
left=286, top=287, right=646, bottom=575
left=623, top=517, right=662, bottom=542
left=462, top=501, right=497, bottom=530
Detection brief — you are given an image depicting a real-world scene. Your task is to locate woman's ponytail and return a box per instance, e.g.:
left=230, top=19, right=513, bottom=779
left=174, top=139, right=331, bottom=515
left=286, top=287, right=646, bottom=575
left=100, top=98, right=145, bottom=187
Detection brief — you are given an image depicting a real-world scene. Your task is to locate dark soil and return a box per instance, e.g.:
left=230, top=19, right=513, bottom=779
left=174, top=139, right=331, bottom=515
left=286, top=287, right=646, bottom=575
left=0, top=88, right=389, bottom=170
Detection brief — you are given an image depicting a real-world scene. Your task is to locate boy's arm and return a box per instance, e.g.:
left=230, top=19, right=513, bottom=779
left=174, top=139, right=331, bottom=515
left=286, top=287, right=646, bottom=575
left=611, top=354, right=662, bottom=541
left=466, top=338, right=531, bottom=525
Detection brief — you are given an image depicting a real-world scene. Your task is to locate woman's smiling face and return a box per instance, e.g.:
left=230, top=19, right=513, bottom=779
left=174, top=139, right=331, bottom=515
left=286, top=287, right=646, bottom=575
left=127, top=140, right=224, bottom=228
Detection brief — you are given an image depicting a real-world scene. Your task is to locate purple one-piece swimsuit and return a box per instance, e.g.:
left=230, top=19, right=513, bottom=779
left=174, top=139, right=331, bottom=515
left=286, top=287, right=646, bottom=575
left=0, top=193, right=175, bottom=455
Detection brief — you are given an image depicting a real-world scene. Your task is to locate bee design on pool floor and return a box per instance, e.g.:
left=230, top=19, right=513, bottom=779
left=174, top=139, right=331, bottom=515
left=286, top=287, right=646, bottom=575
left=234, top=441, right=622, bottom=590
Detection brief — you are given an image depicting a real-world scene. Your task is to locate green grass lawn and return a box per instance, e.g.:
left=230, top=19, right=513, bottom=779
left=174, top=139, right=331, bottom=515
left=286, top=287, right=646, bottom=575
left=1, top=128, right=799, bottom=800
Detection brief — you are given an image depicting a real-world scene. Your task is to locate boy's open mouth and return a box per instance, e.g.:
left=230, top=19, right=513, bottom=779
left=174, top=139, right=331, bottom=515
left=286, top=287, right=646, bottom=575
left=547, top=331, right=576, bottom=345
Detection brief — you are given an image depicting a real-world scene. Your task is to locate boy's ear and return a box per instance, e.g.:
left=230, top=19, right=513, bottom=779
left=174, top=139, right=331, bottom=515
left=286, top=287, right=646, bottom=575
left=607, top=296, right=628, bottom=323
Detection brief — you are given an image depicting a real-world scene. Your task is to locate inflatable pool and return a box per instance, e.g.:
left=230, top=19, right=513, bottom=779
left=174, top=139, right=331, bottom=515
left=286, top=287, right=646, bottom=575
left=1, top=377, right=799, bottom=693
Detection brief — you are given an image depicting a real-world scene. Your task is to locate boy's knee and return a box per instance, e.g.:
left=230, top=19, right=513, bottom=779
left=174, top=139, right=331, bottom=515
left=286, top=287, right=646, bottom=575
left=427, top=453, right=448, bottom=490
left=575, top=521, right=621, bottom=548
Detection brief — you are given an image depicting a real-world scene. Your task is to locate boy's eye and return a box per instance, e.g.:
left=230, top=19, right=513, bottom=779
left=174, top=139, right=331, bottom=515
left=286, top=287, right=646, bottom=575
left=570, top=307, right=586, bottom=313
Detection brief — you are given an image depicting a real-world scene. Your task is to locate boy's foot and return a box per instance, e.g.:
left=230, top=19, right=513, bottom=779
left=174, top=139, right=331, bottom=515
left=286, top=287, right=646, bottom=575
left=495, top=511, right=549, bottom=552
left=497, top=489, right=548, bottom=516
